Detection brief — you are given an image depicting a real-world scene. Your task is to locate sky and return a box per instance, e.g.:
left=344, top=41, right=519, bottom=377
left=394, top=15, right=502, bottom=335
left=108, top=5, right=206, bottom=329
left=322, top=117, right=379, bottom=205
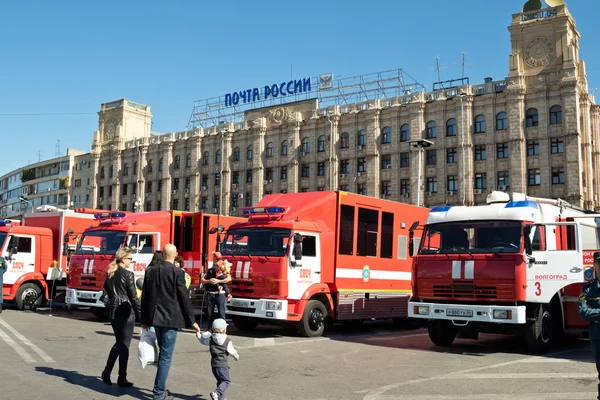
left=1, top=0, right=599, bottom=174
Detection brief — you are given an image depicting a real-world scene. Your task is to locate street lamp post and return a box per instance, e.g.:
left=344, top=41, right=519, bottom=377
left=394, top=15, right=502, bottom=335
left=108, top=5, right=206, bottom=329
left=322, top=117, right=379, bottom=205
left=19, top=196, right=34, bottom=214
left=408, top=139, right=434, bottom=207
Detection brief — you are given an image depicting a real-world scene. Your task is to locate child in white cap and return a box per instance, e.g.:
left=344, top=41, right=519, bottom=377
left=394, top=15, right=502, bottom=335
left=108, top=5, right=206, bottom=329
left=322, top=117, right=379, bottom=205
left=197, top=318, right=239, bottom=400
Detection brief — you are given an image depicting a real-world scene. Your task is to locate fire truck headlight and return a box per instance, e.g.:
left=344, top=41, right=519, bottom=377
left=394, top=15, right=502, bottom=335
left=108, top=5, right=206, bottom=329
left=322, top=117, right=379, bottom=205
left=265, top=302, right=282, bottom=311
left=493, top=310, right=512, bottom=320
left=414, top=305, right=430, bottom=315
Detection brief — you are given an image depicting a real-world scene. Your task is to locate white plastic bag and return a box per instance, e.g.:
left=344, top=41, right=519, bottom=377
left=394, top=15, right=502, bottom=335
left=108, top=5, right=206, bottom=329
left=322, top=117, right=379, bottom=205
left=138, top=329, right=157, bottom=369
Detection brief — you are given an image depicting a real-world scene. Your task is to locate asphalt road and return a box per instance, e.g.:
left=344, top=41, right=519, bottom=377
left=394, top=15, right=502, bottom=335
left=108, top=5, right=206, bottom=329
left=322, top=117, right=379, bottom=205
left=0, top=304, right=598, bottom=400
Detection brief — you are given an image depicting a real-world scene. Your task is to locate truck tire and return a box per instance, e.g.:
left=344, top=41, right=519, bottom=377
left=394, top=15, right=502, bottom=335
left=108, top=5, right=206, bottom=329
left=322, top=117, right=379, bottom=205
left=525, top=304, right=553, bottom=354
left=298, top=300, right=327, bottom=337
left=427, top=320, right=457, bottom=346
left=15, top=283, right=43, bottom=311
left=232, top=317, right=259, bottom=332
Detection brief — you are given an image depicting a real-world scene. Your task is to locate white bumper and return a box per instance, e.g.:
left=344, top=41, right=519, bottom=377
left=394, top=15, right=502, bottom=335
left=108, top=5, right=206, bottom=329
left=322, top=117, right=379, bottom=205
left=226, top=298, right=288, bottom=320
left=65, top=288, right=104, bottom=308
left=408, top=301, right=526, bottom=324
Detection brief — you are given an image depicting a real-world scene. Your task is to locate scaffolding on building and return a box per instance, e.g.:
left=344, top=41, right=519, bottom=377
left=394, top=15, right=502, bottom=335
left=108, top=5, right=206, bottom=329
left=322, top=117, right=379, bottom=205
left=187, top=68, right=426, bottom=130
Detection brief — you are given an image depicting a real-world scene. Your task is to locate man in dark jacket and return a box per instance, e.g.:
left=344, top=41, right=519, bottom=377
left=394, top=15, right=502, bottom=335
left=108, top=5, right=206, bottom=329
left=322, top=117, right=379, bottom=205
left=141, top=244, right=200, bottom=400
left=0, top=256, right=6, bottom=313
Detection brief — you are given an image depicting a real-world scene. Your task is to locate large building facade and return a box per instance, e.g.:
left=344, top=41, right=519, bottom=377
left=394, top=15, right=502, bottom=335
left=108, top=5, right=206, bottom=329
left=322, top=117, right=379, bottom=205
left=1, top=3, right=598, bottom=218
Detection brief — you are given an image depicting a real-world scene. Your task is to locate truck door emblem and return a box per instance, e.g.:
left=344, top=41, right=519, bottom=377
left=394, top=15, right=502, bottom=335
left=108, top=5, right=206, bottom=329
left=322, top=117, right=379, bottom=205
left=584, top=267, right=595, bottom=281
left=569, top=267, right=582, bottom=274
left=451, top=260, right=474, bottom=280
left=363, top=265, right=370, bottom=282
left=83, top=259, right=94, bottom=275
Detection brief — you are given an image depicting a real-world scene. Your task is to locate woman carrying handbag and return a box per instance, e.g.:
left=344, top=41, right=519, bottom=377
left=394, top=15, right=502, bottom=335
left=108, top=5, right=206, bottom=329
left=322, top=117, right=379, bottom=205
left=100, top=247, right=141, bottom=388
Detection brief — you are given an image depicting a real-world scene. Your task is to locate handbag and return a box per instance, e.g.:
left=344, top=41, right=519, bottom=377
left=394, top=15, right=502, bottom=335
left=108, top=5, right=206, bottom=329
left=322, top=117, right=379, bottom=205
left=99, top=290, right=111, bottom=306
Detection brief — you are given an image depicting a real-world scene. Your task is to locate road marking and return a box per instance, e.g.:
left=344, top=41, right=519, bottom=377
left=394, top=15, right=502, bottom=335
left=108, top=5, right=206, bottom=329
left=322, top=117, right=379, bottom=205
left=446, top=373, right=597, bottom=380
left=0, top=318, right=54, bottom=363
left=371, top=393, right=598, bottom=400
left=0, top=326, right=36, bottom=363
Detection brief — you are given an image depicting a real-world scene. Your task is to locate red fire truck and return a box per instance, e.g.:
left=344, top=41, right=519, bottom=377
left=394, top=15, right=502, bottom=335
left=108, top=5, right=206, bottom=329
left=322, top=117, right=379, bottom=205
left=66, top=210, right=242, bottom=318
left=408, top=191, right=599, bottom=353
left=1, top=209, right=97, bottom=309
left=220, top=191, right=430, bottom=337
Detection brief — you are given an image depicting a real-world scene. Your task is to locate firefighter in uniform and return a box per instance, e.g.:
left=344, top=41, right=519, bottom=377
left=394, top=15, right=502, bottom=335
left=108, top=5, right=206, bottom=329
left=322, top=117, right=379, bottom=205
left=0, top=256, right=6, bottom=313
left=579, top=251, right=600, bottom=400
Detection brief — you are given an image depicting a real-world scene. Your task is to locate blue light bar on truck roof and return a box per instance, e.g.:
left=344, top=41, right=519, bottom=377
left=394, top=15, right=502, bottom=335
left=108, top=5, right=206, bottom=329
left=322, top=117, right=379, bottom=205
left=241, top=207, right=286, bottom=215
left=0, top=220, right=12, bottom=227
left=430, top=206, right=453, bottom=213
left=504, top=201, right=538, bottom=209
left=94, top=211, right=127, bottom=220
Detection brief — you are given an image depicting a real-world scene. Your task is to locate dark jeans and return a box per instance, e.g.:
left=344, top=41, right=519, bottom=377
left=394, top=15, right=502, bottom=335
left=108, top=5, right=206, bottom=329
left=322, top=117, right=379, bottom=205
left=153, top=327, right=178, bottom=400
left=206, top=293, right=226, bottom=329
left=211, top=366, right=231, bottom=398
left=104, top=310, right=135, bottom=380
left=591, top=339, right=600, bottom=399
left=0, top=269, right=4, bottom=305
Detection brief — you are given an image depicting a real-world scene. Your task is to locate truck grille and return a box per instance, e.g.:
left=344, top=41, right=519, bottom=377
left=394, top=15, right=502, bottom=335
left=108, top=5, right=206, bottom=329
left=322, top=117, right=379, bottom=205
left=227, top=306, right=256, bottom=314
left=231, top=281, right=254, bottom=295
left=430, top=283, right=513, bottom=300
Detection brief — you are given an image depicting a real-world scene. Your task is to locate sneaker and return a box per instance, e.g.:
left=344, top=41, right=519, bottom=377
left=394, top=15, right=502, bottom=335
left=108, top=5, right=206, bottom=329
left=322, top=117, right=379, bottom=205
left=210, top=392, right=219, bottom=400
left=226, top=295, right=232, bottom=302
left=101, top=371, right=112, bottom=386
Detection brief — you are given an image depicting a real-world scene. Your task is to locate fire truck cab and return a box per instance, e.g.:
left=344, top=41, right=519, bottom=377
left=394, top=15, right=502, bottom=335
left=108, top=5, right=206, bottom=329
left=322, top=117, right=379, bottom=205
left=409, top=190, right=596, bottom=353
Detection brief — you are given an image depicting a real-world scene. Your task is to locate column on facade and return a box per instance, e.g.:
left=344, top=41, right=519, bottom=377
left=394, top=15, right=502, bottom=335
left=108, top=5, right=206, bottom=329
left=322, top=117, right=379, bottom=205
left=287, top=114, right=301, bottom=195
left=189, top=133, right=202, bottom=212
left=330, top=113, right=340, bottom=191
left=408, top=101, right=425, bottom=206
left=561, top=80, right=583, bottom=207
left=91, top=153, right=101, bottom=209
left=365, top=109, right=381, bottom=196
left=591, top=105, right=600, bottom=211
left=579, top=93, right=594, bottom=208
left=460, top=95, right=474, bottom=206
left=250, top=118, right=266, bottom=206
left=506, top=86, right=527, bottom=194
left=161, top=142, right=174, bottom=210
left=137, top=143, right=148, bottom=211
left=221, top=131, right=233, bottom=215
left=530, top=88, right=551, bottom=199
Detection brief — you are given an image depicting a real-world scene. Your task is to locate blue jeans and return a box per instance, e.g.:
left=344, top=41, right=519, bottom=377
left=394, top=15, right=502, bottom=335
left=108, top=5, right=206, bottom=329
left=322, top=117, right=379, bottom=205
left=206, top=293, right=226, bottom=329
left=212, top=366, right=231, bottom=398
left=153, top=327, right=178, bottom=399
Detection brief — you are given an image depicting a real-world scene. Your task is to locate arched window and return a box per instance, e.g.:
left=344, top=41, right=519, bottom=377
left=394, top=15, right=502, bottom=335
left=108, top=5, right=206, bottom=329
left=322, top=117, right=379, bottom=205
left=100, top=166, right=105, bottom=178
left=109, top=165, right=114, bottom=178
left=496, top=112, right=508, bottom=130
left=159, top=157, right=164, bottom=171
left=301, top=137, right=310, bottom=154
left=340, top=132, right=350, bottom=148
left=446, top=118, right=457, bottom=136
left=266, top=142, right=274, bottom=157
left=400, top=124, right=410, bottom=142
left=426, top=121, right=436, bottom=138
left=526, top=108, right=539, bottom=127
left=215, top=149, right=221, bottom=164
left=174, top=155, right=181, bottom=169
left=123, top=163, right=129, bottom=176
left=147, top=159, right=153, bottom=173
left=474, top=115, right=486, bottom=133
left=357, top=130, right=367, bottom=146
left=247, top=144, right=253, bottom=160
left=550, top=105, right=562, bottom=125
left=381, top=127, right=391, bottom=144
left=202, top=151, right=209, bottom=165
left=318, top=135, right=326, bottom=152
left=186, top=153, right=192, bottom=168
left=281, top=140, right=288, bottom=156
left=233, top=147, right=240, bottom=161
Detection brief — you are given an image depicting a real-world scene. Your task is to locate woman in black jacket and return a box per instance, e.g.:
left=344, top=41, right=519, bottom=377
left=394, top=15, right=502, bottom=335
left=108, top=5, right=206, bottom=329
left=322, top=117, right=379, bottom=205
left=101, top=247, right=141, bottom=387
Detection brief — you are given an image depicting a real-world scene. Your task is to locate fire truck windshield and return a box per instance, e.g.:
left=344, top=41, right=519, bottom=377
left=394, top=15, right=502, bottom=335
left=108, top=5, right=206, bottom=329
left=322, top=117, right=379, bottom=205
left=75, top=230, right=127, bottom=255
left=0, top=232, right=7, bottom=251
left=420, top=220, right=522, bottom=254
left=221, top=228, right=291, bottom=257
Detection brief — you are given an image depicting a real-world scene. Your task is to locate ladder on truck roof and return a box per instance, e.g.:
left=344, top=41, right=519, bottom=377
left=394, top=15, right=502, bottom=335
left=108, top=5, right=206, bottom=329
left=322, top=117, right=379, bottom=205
left=487, top=191, right=600, bottom=219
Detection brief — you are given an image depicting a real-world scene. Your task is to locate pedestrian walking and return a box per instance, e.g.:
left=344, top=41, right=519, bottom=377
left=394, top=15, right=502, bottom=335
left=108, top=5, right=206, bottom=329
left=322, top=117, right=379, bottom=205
left=141, top=244, right=201, bottom=400
left=101, top=247, right=141, bottom=388
left=197, top=318, right=240, bottom=400
left=579, top=251, right=600, bottom=400
left=0, top=256, right=6, bottom=313
left=201, top=252, right=231, bottom=329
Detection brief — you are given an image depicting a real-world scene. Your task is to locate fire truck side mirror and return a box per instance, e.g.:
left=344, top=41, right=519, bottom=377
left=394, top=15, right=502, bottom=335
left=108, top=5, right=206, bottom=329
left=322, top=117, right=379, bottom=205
left=293, top=233, right=303, bottom=261
left=524, top=225, right=533, bottom=256
left=408, top=221, right=419, bottom=257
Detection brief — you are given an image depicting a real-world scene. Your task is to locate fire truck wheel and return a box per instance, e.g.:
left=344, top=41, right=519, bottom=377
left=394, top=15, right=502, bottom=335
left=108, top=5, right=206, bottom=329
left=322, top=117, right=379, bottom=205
left=15, top=283, right=43, bottom=310
left=525, top=304, right=553, bottom=354
left=427, top=320, right=457, bottom=346
left=298, top=300, right=327, bottom=337
left=232, top=317, right=259, bottom=332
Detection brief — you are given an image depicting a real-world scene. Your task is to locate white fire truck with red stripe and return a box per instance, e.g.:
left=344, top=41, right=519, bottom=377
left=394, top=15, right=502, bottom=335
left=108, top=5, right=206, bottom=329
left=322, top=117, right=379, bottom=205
left=221, top=191, right=429, bottom=337
left=409, top=190, right=598, bottom=353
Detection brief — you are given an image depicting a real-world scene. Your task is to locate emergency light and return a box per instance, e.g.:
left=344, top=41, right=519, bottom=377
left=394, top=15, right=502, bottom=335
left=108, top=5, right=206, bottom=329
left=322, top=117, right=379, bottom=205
left=241, top=207, right=286, bottom=215
left=0, top=220, right=12, bottom=227
left=504, top=201, right=538, bottom=209
left=93, top=211, right=127, bottom=220
left=430, top=206, right=453, bottom=213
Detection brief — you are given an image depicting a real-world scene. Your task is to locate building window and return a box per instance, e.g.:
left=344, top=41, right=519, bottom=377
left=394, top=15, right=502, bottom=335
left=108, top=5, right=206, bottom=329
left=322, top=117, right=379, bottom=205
left=172, top=199, right=179, bottom=210
left=552, top=167, right=565, bottom=184
left=474, top=173, right=487, bottom=190
left=357, top=130, right=367, bottom=147
left=185, top=177, right=191, bottom=191
left=474, top=115, right=486, bottom=133
left=447, top=175, right=458, bottom=192
left=215, top=173, right=220, bottom=186
left=133, top=161, right=137, bottom=175
left=185, top=198, right=190, bottom=211
left=172, top=178, right=180, bottom=191
left=357, top=158, right=366, bottom=173
left=301, top=164, right=310, bottom=178
left=301, top=137, right=311, bottom=154
left=215, top=150, right=221, bottom=164
left=245, top=193, right=252, bottom=206
left=246, top=170, right=252, bottom=183
left=232, top=172, right=239, bottom=184
left=157, top=200, right=162, bottom=210
left=318, top=135, right=326, bottom=152
left=202, top=151, right=209, bottom=165
left=474, top=145, right=486, bottom=161
left=100, top=166, right=105, bottom=178
left=496, top=112, right=508, bottom=131
left=426, top=149, right=437, bottom=165
left=318, top=162, right=325, bottom=176
left=230, top=194, right=239, bottom=209
left=109, top=165, right=114, bottom=178
left=381, top=155, right=392, bottom=169
left=400, top=179, right=410, bottom=195
left=447, top=148, right=457, bottom=163
left=550, top=105, right=563, bottom=125
left=281, top=141, right=288, bottom=156
left=446, top=118, right=457, bottom=136
left=201, top=175, right=208, bottom=187
left=280, top=167, right=287, bottom=180
left=123, top=163, right=129, bottom=176
left=159, top=157, right=164, bottom=171
left=526, top=108, right=539, bottom=127
left=132, top=184, right=137, bottom=196
left=551, top=137, right=564, bottom=154
left=426, top=121, right=437, bottom=138
left=122, top=184, right=128, bottom=196
left=357, top=183, right=367, bottom=195
left=214, top=196, right=220, bottom=211
left=340, top=132, right=350, bottom=148
left=200, top=197, right=207, bottom=209
left=381, top=181, right=392, bottom=196
left=265, top=168, right=273, bottom=181
left=158, top=180, right=163, bottom=192
left=247, top=145, right=253, bottom=160
left=233, top=147, right=240, bottom=161
left=400, top=124, right=410, bottom=142
left=527, top=140, right=540, bottom=156
left=381, top=127, right=391, bottom=144
left=266, top=142, right=274, bottom=157
left=340, top=184, right=349, bottom=191
left=146, top=201, right=152, bottom=211
left=426, top=177, right=437, bottom=193
left=528, top=169, right=541, bottom=185
left=497, top=171, right=510, bottom=188
left=174, top=155, right=181, bottom=169
left=148, top=160, right=154, bottom=173
left=186, top=154, right=192, bottom=168
left=340, top=159, right=350, bottom=174
left=496, top=143, right=509, bottom=159
left=400, top=152, right=410, bottom=168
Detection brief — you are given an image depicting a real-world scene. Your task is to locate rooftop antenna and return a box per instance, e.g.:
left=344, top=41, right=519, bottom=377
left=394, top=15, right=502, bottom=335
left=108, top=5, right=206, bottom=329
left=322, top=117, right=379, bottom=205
left=38, top=150, right=42, bottom=162
left=55, top=140, right=61, bottom=157
left=460, top=51, right=468, bottom=80
left=431, top=57, right=447, bottom=88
